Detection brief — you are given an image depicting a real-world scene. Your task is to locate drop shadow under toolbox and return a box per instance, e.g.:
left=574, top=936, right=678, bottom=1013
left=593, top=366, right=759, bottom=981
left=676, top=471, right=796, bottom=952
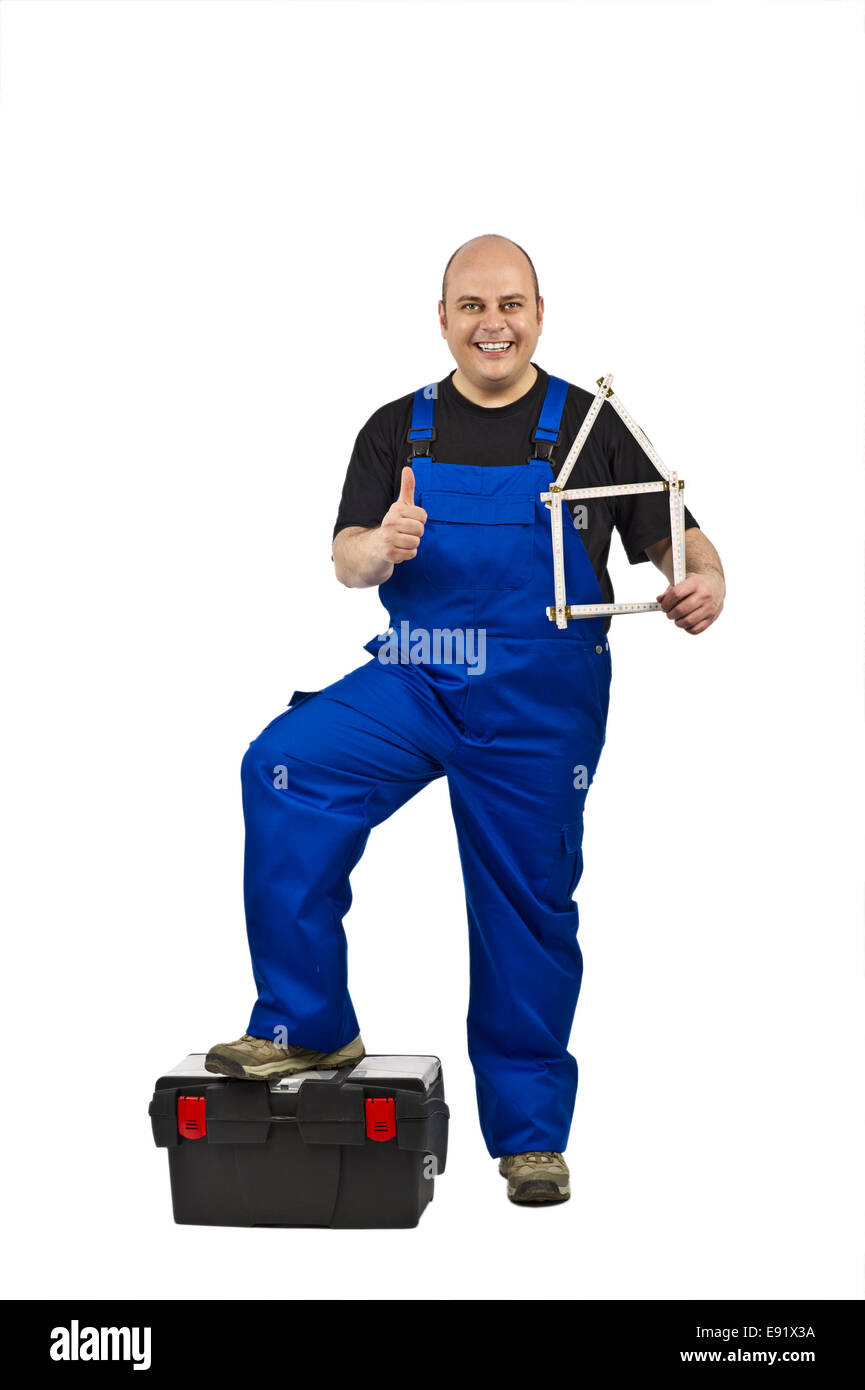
left=149, top=1054, right=449, bottom=1228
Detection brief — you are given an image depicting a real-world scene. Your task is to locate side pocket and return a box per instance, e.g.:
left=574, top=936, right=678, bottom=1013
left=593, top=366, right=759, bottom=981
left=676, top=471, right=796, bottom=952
left=260, top=690, right=320, bottom=733
left=542, top=818, right=585, bottom=908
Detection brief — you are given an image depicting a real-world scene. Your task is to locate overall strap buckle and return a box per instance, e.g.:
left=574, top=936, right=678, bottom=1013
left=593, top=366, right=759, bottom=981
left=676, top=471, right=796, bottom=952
left=406, top=426, right=437, bottom=461
left=528, top=437, right=556, bottom=463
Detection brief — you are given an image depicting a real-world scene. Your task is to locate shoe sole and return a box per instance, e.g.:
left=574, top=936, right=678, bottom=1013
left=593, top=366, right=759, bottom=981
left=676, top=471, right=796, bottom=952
left=507, top=1180, right=570, bottom=1206
left=204, top=1043, right=365, bottom=1081
left=499, top=1164, right=570, bottom=1205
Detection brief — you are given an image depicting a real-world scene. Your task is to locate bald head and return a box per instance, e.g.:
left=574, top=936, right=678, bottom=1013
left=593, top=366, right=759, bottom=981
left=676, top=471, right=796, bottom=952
left=437, top=234, right=544, bottom=399
left=441, top=234, right=540, bottom=318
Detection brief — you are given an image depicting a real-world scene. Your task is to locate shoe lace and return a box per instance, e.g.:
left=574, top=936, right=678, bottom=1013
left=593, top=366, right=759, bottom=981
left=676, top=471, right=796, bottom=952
left=506, top=1151, right=563, bottom=1165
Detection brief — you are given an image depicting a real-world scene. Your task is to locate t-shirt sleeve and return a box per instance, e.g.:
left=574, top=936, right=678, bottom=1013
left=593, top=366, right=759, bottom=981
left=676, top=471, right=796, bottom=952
left=603, top=402, right=700, bottom=564
left=332, top=407, right=398, bottom=541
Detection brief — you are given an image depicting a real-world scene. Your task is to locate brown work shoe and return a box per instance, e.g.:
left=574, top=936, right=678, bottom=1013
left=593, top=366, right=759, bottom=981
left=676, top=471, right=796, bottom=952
left=498, top=1151, right=570, bottom=1205
left=204, top=1031, right=365, bottom=1081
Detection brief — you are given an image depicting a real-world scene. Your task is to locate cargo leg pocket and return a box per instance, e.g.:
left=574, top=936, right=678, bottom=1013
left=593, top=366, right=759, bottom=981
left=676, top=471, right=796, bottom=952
left=541, top=818, right=585, bottom=909
left=259, top=689, right=321, bottom=734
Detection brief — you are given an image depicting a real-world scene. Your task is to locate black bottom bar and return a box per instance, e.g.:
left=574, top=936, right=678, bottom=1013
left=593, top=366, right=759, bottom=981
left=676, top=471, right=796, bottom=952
left=5, top=1298, right=862, bottom=1373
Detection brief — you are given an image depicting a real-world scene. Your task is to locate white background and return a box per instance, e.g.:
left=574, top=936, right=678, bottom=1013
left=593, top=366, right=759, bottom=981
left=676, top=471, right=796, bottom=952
left=1, top=0, right=862, bottom=1302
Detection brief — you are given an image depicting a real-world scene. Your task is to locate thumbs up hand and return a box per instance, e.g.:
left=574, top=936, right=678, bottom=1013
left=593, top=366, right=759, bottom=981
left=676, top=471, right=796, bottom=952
left=377, top=466, right=427, bottom=565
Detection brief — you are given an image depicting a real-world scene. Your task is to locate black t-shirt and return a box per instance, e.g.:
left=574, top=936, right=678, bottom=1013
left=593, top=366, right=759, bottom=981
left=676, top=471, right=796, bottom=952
left=333, top=363, right=699, bottom=631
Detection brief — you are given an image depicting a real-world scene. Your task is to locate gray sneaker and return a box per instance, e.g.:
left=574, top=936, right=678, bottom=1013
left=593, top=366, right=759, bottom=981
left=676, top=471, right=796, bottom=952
left=204, top=1031, right=365, bottom=1081
left=498, top=1151, right=570, bottom=1205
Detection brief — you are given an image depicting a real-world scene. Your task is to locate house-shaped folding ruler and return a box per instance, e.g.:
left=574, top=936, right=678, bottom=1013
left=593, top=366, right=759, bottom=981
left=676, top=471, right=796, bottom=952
left=541, top=372, right=687, bottom=628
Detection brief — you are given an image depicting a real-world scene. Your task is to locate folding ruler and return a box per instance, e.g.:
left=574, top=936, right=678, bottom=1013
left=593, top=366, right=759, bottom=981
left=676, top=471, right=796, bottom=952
left=540, top=373, right=687, bottom=628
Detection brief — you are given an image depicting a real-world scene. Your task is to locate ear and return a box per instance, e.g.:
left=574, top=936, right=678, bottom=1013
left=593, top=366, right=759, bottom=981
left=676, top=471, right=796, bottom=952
left=536, top=295, right=544, bottom=333
left=438, top=299, right=447, bottom=336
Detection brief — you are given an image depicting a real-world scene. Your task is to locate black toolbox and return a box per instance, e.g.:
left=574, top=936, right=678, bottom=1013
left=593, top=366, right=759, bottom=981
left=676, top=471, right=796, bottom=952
left=149, top=1054, right=449, bottom=1228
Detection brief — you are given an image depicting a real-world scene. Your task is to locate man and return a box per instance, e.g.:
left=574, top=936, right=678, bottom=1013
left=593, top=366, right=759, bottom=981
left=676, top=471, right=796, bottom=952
left=206, top=234, right=725, bottom=1206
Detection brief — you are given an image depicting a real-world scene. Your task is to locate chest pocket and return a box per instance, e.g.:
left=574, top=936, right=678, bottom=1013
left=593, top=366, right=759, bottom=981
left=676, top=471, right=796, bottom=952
left=418, top=491, right=536, bottom=591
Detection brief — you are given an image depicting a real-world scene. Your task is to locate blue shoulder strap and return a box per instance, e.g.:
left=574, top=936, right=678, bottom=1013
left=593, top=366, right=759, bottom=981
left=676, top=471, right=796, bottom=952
left=532, top=374, right=569, bottom=447
left=408, top=374, right=568, bottom=462
left=407, top=384, right=437, bottom=458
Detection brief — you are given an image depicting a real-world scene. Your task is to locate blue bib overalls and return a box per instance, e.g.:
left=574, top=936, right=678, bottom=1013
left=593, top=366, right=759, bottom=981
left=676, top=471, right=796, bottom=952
left=240, top=376, right=613, bottom=1157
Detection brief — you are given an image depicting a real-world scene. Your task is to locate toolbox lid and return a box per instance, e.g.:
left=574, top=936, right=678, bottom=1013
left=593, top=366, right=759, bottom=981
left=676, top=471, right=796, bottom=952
left=346, top=1056, right=440, bottom=1089
left=158, top=1053, right=440, bottom=1092
left=269, top=1057, right=441, bottom=1093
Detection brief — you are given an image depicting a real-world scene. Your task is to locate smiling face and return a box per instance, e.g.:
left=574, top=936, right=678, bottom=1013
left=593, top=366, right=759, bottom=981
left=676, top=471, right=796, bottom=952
left=439, top=236, right=544, bottom=402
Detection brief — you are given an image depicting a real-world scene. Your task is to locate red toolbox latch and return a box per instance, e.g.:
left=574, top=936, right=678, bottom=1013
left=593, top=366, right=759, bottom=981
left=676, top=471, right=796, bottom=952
left=365, top=1096, right=396, bottom=1142
left=177, top=1094, right=207, bottom=1140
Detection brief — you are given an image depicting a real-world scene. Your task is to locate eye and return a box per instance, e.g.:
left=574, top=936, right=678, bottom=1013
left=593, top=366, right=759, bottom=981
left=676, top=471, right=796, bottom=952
left=504, top=301, right=523, bottom=310
left=461, top=302, right=480, bottom=311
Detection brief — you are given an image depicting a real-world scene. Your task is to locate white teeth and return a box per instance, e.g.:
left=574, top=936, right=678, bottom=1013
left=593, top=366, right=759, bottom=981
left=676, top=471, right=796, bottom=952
left=477, top=342, right=512, bottom=352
